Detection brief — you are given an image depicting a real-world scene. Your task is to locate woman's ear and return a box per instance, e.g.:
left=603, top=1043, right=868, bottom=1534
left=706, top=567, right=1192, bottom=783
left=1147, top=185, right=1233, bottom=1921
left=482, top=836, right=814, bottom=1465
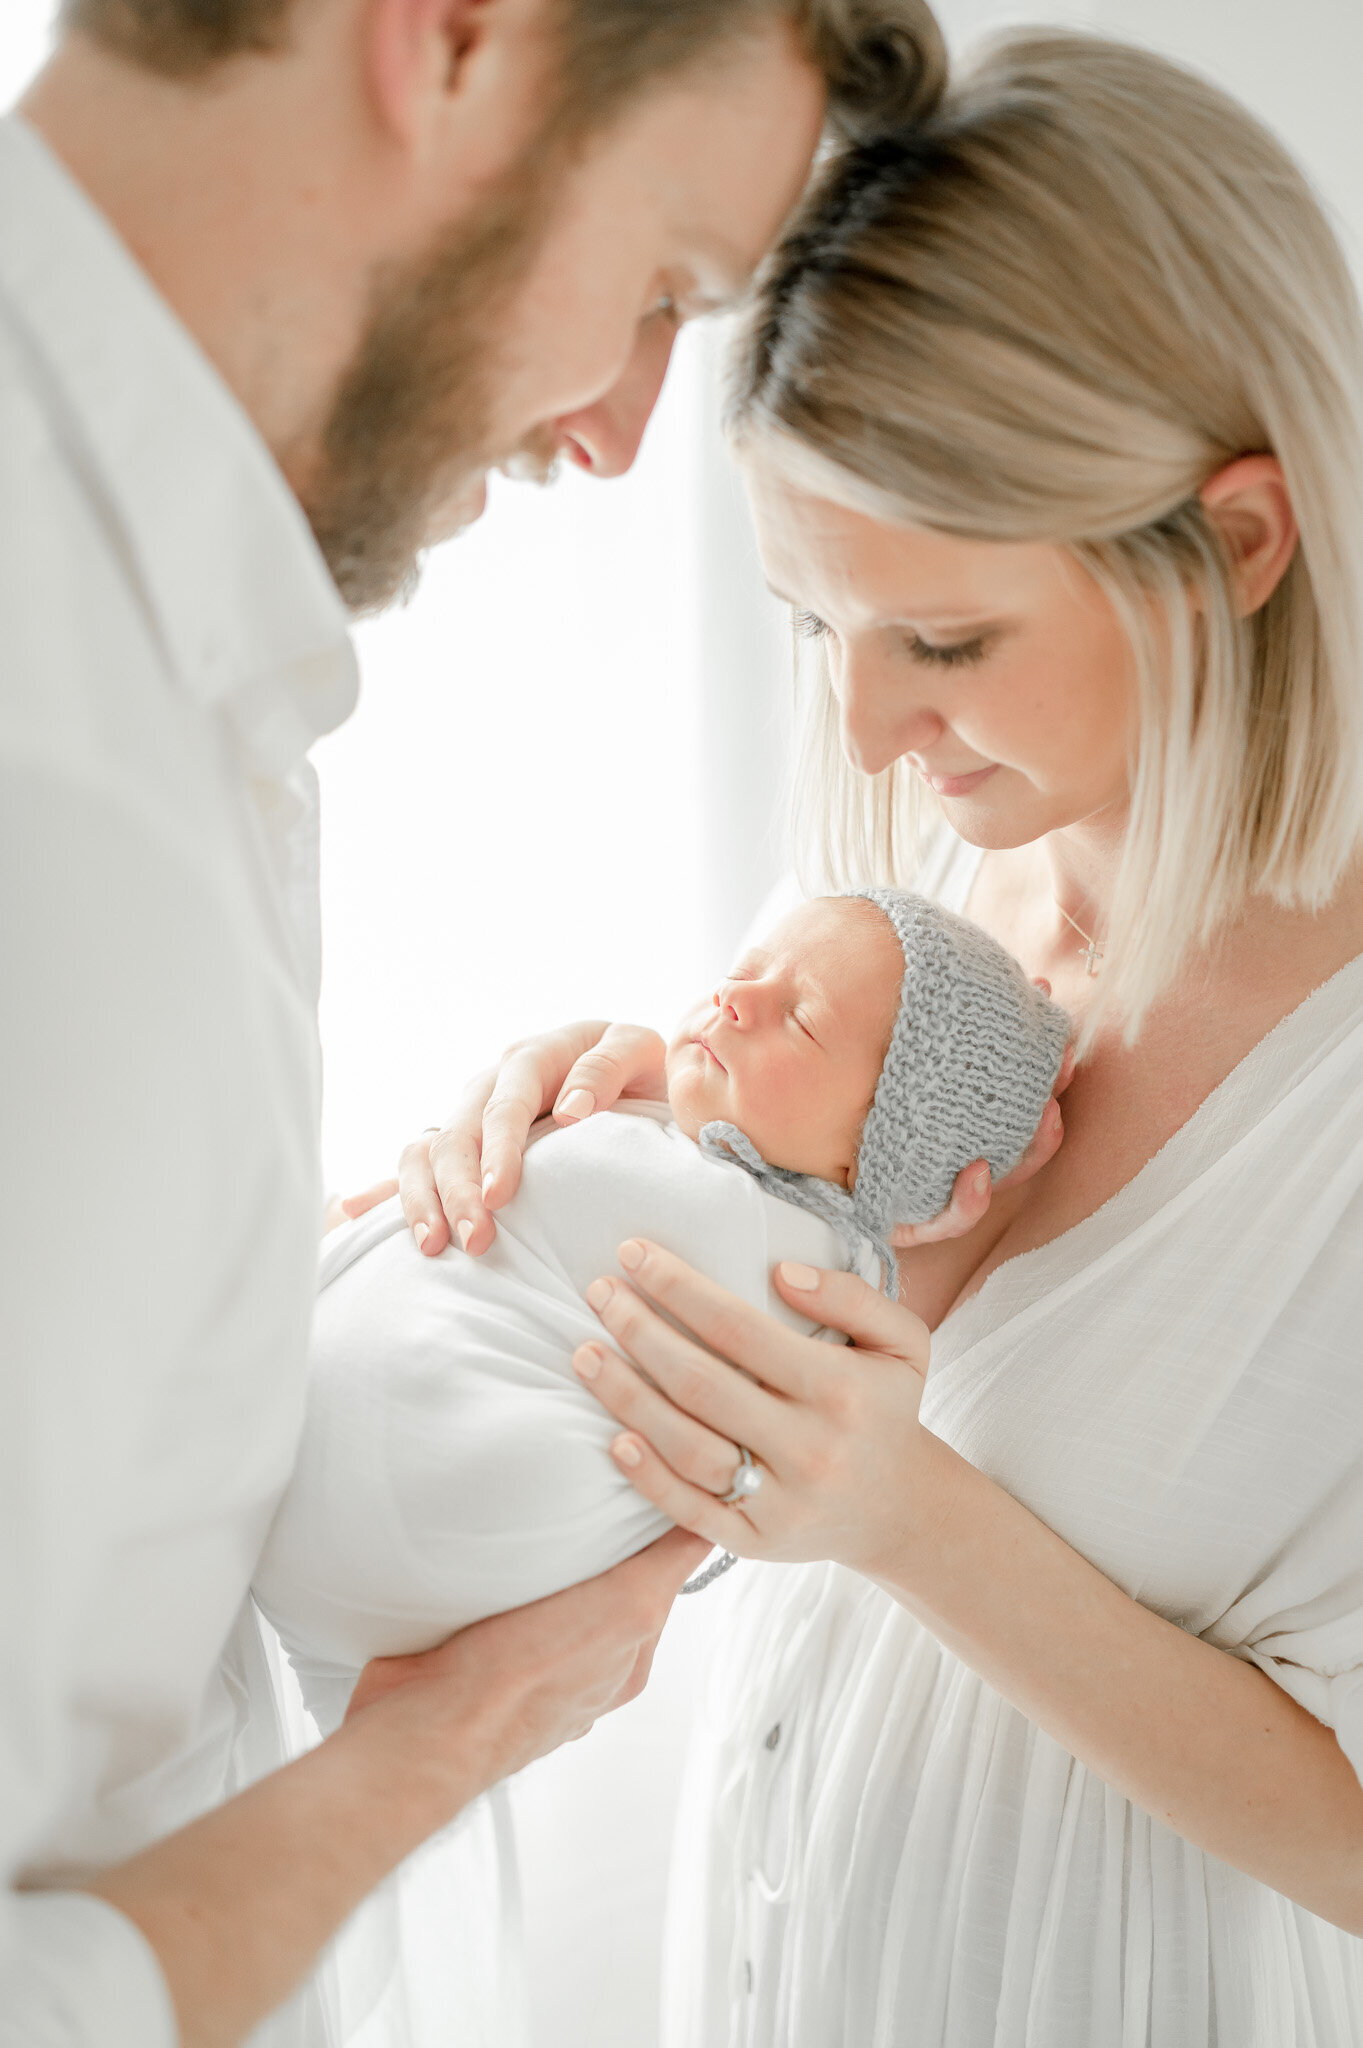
left=1198, top=453, right=1299, bottom=617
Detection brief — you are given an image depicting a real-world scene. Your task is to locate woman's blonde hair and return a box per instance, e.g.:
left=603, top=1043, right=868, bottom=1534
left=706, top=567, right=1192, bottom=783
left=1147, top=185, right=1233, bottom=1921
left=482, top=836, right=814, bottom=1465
left=729, top=31, right=1363, bottom=1038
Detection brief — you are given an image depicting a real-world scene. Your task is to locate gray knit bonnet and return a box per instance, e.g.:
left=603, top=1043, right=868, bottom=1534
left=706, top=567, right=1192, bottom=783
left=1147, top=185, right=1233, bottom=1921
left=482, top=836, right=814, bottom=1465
left=700, top=890, right=1069, bottom=1295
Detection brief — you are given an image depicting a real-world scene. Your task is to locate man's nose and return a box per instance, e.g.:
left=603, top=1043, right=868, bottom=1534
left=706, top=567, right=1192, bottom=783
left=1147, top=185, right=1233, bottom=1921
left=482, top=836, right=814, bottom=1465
left=836, top=642, right=946, bottom=778
left=554, top=312, right=679, bottom=479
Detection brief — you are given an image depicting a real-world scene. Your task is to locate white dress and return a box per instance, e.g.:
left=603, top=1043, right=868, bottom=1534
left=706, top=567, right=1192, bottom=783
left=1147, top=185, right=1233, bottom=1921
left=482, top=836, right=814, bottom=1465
left=662, top=831, right=1363, bottom=2048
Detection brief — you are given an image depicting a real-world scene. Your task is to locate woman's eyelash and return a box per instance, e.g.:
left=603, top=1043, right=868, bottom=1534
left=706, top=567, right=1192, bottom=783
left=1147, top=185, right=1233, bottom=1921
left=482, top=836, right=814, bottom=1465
left=794, top=608, right=990, bottom=669
left=904, top=630, right=991, bottom=669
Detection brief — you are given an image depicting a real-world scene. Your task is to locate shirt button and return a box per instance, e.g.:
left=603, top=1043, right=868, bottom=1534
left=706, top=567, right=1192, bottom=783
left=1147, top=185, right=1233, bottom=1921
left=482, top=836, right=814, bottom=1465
left=763, top=1722, right=781, bottom=1751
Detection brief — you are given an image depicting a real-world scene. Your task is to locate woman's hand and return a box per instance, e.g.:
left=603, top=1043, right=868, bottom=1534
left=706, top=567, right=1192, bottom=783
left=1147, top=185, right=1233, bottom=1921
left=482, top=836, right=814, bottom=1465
left=391, top=1021, right=668, bottom=1258
left=570, top=1240, right=951, bottom=1581
left=890, top=1032, right=1076, bottom=1249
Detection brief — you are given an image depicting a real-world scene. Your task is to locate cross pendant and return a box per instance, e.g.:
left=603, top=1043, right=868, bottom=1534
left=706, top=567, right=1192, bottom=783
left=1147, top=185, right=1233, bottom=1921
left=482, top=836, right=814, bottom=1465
left=1079, top=937, right=1102, bottom=976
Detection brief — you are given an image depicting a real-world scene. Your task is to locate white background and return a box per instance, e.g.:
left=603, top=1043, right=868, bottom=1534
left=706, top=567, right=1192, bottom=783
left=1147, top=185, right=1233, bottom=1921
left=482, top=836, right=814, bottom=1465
left=6, top=3, right=1363, bottom=2044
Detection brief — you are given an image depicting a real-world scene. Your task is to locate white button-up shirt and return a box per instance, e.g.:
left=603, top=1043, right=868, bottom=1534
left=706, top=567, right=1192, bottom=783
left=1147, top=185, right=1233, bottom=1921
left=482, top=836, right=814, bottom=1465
left=0, top=113, right=358, bottom=2043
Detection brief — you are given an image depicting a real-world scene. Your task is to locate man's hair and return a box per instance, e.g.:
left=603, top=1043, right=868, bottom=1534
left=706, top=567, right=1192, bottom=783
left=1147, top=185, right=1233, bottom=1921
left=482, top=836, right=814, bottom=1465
left=59, top=0, right=946, bottom=146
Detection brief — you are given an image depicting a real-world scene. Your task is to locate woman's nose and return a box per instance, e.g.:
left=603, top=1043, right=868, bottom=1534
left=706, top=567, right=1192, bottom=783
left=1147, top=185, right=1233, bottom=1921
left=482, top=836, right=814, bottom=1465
left=836, top=643, right=946, bottom=778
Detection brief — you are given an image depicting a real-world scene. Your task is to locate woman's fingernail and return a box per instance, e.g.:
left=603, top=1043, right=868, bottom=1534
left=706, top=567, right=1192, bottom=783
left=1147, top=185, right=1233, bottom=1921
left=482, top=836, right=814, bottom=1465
left=613, top=1436, right=643, bottom=1469
left=618, top=1240, right=645, bottom=1271
left=574, top=1345, right=602, bottom=1381
left=586, top=1278, right=614, bottom=1312
left=559, top=1089, right=595, bottom=1121
left=414, top=1223, right=430, bottom=1252
left=482, top=1174, right=495, bottom=1201
left=780, top=1261, right=820, bottom=1291
left=456, top=1220, right=474, bottom=1252
left=973, top=1167, right=991, bottom=1197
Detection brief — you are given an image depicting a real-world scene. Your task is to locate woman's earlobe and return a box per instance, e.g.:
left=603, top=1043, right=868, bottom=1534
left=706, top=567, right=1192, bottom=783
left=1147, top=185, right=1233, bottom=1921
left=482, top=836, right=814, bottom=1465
left=1198, top=453, right=1299, bottom=616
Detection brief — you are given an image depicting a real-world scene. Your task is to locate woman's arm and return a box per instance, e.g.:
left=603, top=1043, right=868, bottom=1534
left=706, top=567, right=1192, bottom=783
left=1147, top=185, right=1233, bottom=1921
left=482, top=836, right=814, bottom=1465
left=571, top=1245, right=1363, bottom=1933
left=355, top=1024, right=1072, bottom=1259
left=77, top=1528, right=706, bottom=2048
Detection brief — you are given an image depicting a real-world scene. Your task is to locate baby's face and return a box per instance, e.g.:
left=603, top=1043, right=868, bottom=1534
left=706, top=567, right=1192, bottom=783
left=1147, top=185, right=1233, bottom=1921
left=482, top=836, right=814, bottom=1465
left=666, top=896, right=902, bottom=1185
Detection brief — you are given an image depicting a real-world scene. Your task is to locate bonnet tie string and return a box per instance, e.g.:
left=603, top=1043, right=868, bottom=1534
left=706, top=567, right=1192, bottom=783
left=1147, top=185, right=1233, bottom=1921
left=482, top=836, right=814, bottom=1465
left=699, top=1122, right=899, bottom=1298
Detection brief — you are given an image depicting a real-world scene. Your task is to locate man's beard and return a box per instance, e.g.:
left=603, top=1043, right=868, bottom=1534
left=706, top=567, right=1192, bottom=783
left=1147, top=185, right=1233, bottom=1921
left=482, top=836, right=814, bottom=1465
left=303, top=160, right=561, bottom=614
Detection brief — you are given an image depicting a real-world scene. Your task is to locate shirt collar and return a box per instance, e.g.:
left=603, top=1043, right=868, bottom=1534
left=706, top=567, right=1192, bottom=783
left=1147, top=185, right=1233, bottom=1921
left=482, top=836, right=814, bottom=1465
left=0, top=114, right=359, bottom=778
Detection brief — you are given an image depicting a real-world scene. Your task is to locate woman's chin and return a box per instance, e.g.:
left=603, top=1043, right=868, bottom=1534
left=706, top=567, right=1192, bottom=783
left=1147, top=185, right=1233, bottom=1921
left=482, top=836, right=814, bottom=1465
left=929, top=782, right=1066, bottom=853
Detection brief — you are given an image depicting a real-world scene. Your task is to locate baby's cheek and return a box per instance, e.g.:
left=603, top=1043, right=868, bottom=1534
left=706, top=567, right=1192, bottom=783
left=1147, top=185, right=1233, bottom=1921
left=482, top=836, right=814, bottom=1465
left=665, top=1059, right=716, bottom=1142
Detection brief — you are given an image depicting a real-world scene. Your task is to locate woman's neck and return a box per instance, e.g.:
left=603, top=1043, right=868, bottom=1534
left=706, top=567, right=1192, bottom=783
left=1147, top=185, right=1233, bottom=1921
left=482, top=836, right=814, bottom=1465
left=969, top=822, right=1363, bottom=1033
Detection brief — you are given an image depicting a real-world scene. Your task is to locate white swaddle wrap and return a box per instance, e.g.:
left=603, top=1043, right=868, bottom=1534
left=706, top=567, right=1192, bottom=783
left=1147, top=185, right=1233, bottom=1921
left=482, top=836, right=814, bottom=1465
left=253, top=1102, right=877, bottom=1728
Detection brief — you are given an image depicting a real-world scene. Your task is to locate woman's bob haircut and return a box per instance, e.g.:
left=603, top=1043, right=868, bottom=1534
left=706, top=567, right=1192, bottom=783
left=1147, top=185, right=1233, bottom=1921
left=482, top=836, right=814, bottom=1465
left=730, top=30, right=1363, bottom=1040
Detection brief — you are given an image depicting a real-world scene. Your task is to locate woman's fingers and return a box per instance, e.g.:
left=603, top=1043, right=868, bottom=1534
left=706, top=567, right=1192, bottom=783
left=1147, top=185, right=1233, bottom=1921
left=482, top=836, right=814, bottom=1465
left=589, top=1243, right=818, bottom=1399
left=889, top=1157, right=995, bottom=1248
left=607, top=1433, right=762, bottom=1555
left=551, top=1023, right=670, bottom=1124
left=573, top=1335, right=769, bottom=1494
left=339, top=1178, right=398, bottom=1221
left=594, top=1240, right=925, bottom=1395
left=994, top=1091, right=1064, bottom=1192
left=398, top=1021, right=671, bottom=1259
left=398, top=1065, right=502, bottom=1257
left=887, top=1076, right=1068, bottom=1250
left=770, top=1260, right=931, bottom=1367
left=397, top=1130, right=455, bottom=1257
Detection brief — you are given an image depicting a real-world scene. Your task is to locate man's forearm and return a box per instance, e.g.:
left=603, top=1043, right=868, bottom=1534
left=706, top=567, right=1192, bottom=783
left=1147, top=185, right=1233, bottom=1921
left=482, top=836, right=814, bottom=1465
left=81, top=1697, right=479, bottom=2048
left=75, top=1527, right=704, bottom=2048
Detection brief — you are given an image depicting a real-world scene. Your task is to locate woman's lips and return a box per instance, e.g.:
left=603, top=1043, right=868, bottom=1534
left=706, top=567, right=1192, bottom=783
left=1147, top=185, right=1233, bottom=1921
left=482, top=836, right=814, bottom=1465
left=697, top=1035, right=727, bottom=1072
left=916, top=763, right=998, bottom=798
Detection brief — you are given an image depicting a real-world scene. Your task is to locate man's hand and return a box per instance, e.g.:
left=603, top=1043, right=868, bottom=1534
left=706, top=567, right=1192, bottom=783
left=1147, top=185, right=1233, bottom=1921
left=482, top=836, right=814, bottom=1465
left=84, top=1528, right=707, bottom=2048
left=345, top=1525, right=709, bottom=1768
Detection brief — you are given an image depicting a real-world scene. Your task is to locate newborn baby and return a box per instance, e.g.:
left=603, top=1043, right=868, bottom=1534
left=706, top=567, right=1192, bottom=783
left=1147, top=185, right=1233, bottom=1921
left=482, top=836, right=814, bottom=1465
left=254, top=891, right=1067, bottom=1728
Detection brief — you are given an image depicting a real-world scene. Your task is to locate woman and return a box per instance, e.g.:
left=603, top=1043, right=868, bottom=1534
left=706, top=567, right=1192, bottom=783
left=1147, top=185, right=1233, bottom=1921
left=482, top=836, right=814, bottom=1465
left=381, top=28, right=1363, bottom=2045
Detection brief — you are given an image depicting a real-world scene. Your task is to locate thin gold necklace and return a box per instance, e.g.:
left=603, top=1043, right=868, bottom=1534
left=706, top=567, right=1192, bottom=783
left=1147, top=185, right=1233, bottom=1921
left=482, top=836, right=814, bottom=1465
left=1056, top=901, right=1105, bottom=977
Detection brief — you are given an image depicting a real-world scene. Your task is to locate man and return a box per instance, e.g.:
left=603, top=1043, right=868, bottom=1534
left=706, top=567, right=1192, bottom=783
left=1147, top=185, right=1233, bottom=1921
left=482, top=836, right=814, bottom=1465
left=0, top=0, right=941, bottom=2041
